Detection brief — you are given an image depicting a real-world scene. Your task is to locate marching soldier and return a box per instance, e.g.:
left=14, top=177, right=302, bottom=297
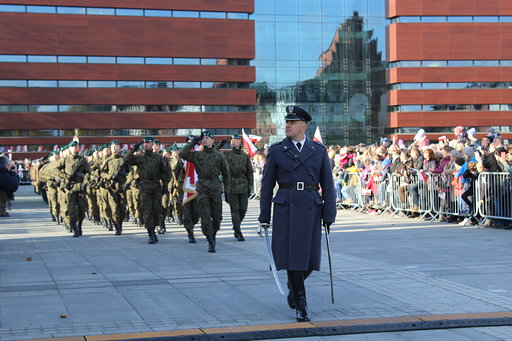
left=179, top=131, right=230, bottom=252
left=123, top=137, right=170, bottom=244
left=224, top=134, right=253, bottom=241
left=52, top=141, right=90, bottom=237
left=170, top=146, right=185, bottom=226
left=258, top=106, right=336, bottom=322
left=100, top=140, right=126, bottom=235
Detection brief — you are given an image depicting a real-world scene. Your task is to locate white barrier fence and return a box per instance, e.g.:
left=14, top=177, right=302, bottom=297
left=337, top=171, right=512, bottom=226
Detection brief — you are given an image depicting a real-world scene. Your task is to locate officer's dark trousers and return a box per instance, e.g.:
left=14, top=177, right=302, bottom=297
left=197, top=191, right=222, bottom=237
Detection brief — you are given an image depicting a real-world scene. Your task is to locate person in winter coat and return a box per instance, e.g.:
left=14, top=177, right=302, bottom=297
left=259, top=105, right=336, bottom=323
left=0, top=155, right=19, bottom=217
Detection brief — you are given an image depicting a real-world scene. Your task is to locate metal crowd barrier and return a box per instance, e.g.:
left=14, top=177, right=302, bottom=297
left=430, top=173, right=475, bottom=224
left=475, top=172, right=512, bottom=227
left=339, top=172, right=364, bottom=212
left=388, top=173, right=434, bottom=220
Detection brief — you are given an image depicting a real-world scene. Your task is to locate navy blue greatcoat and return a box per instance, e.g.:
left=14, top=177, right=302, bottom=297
left=258, top=137, right=336, bottom=271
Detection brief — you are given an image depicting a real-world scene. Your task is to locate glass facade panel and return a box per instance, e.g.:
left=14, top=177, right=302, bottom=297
left=86, top=8, right=115, bottom=15
left=0, top=55, right=26, bottom=62
left=0, top=5, right=25, bottom=12
left=201, top=12, right=226, bottom=19
left=146, top=57, right=172, bottom=65
left=59, top=80, right=87, bottom=88
left=117, top=57, right=144, bottom=64
left=174, top=82, right=201, bottom=88
left=117, top=81, right=145, bottom=88
left=26, top=6, right=55, bottom=13
left=0, top=80, right=26, bottom=87
left=88, top=56, right=116, bottom=64
left=27, top=55, right=57, bottom=63
left=227, top=12, right=249, bottom=19
left=115, top=8, right=143, bottom=16
left=28, top=80, right=57, bottom=87
left=58, top=56, right=86, bottom=63
left=88, top=81, right=116, bottom=88
left=173, top=11, right=199, bottom=18
left=252, top=1, right=387, bottom=145
left=57, top=7, right=86, bottom=14
left=174, top=58, right=200, bottom=65
left=144, top=9, right=172, bottom=17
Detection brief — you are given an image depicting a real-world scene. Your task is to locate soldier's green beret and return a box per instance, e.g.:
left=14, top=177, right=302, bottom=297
left=142, top=136, right=154, bottom=143
left=202, top=130, right=215, bottom=139
left=110, top=140, right=121, bottom=146
left=97, top=145, right=105, bottom=151
left=231, top=133, right=240, bottom=140
left=154, top=140, right=161, bottom=145
left=69, top=140, right=78, bottom=147
left=172, top=146, right=179, bottom=151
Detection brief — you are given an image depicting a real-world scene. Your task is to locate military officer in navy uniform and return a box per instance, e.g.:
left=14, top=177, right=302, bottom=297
left=258, top=105, right=336, bottom=322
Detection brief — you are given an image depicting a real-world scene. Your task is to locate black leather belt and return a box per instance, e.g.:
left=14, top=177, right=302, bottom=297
left=279, top=182, right=319, bottom=191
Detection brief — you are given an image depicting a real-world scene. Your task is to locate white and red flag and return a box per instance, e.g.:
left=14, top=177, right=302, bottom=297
left=313, top=126, right=323, bottom=144
left=242, top=129, right=258, bottom=157
left=248, top=133, right=262, bottom=144
left=182, top=144, right=199, bottom=205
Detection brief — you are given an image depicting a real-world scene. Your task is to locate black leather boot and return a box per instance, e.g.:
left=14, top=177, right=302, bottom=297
left=186, top=228, right=196, bottom=243
left=287, top=281, right=295, bottom=309
left=233, top=226, right=245, bottom=241
left=288, top=270, right=310, bottom=322
left=206, top=235, right=216, bottom=253
left=77, top=220, right=83, bottom=236
left=108, top=220, right=114, bottom=231
left=71, top=221, right=79, bottom=237
left=158, top=220, right=166, bottom=234
left=148, top=229, right=156, bottom=244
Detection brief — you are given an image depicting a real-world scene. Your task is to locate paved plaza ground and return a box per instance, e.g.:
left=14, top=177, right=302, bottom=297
left=1, top=186, right=512, bottom=340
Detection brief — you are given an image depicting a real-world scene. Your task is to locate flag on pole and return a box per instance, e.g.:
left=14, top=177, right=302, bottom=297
left=53, top=145, right=59, bottom=151
left=248, top=134, right=262, bottom=144
left=22, top=145, right=28, bottom=152
left=182, top=144, right=199, bottom=205
left=412, top=168, right=427, bottom=182
left=38, top=146, right=43, bottom=152
left=313, top=126, right=323, bottom=144
left=16, top=145, right=21, bottom=152
left=242, top=129, right=258, bottom=157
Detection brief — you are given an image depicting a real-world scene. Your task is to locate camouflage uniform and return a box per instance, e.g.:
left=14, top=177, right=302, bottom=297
left=125, top=166, right=142, bottom=225
left=170, top=155, right=185, bottom=224
left=52, top=152, right=90, bottom=237
left=100, top=152, right=126, bottom=235
left=224, top=146, right=254, bottom=241
left=124, top=146, right=170, bottom=243
left=39, top=160, right=61, bottom=223
left=179, top=141, right=230, bottom=250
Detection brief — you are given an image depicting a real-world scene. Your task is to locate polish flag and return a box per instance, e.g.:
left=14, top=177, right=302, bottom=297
left=53, top=145, right=59, bottom=151
left=16, top=145, right=21, bottom=152
left=72, top=135, right=79, bottom=143
left=38, top=146, right=43, bottom=152
left=122, top=144, right=129, bottom=151
left=412, top=168, right=428, bottom=182
left=182, top=144, right=199, bottom=205
left=22, top=145, right=28, bottom=152
left=248, top=134, right=262, bottom=144
left=242, top=129, right=258, bottom=157
left=313, top=126, right=323, bottom=144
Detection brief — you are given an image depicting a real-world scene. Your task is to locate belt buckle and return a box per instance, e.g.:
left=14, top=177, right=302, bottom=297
left=296, top=182, right=304, bottom=191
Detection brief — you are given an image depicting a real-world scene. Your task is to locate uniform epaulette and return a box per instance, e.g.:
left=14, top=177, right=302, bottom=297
left=269, top=141, right=282, bottom=149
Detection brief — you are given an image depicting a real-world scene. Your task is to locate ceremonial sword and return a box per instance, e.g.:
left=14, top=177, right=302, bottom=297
left=324, top=224, right=335, bottom=304
left=258, top=223, right=286, bottom=295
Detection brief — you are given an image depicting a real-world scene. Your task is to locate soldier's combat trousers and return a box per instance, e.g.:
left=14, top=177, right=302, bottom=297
left=140, top=190, right=162, bottom=231
left=228, top=192, right=248, bottom=227
left=197, top=190, right=222, bottom=237
left=67, top=190, right=86, bottom=236
left=47, top=186, right=60, bottom=220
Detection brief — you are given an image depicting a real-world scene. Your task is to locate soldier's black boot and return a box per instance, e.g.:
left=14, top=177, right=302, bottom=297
left=206, top=235, right=216, bottom=253
left=77, top=220, right=83, bottom=236
left=233, top=226, right=245, bottom=241
left=186, top=227, right=196, bottom=243
left=115, top=221, right=122, bottom=235
left=178, top=215, right=183, bottom=226
left=108, top=220, right=114, bottom=231
left=147, top=229, right=156, bottom=244
left=71, top=221, right=79, bottom=237
left=158, top=220, right=166, bottom=234
left=288, top=270, right=310, bottom=322
left=51, top=214, right=57, bottom=222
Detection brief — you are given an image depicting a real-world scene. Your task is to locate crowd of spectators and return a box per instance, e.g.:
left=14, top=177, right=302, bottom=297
left=325, top=127, right=512, bottom=228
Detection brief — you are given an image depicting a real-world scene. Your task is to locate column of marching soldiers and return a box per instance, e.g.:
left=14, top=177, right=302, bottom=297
left=34, top=132, right=253, bottom=253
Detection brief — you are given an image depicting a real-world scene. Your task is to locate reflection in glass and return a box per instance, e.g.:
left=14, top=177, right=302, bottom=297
left=88, top=81, right=116, bottom=88
left=28, top=105, right=58, bottom=112
left=174, top=58, right=200, bottom=65
left=117, top=81, right=145, bottom=88
left=59, top=81, right=87, bottom=88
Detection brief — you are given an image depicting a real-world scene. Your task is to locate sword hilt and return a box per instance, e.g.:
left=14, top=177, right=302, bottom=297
left=257, top=223, right=270, bottom=237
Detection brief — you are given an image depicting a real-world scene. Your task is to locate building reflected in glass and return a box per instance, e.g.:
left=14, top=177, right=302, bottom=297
left=251, top=0, right=387, bottom=145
